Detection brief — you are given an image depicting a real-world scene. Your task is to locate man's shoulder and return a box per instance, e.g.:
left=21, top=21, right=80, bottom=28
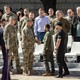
left=52, top=18, right=58, bottom=22
left=58, top=30, right=65, bottom=35
left=10, top=12, right=15, bottom=15
left=20, top=16, right=28, bottom=21
left=5, top=24, right=10, bottom=28
left=2, top=13, right=6, bottom=18
left=44, top=16, right=49, bottom=19
left=46, top=31, right=52, bottom=36
left=23, top=26, right=28, bottom=31
left=35, top=16, right=40, bottom=20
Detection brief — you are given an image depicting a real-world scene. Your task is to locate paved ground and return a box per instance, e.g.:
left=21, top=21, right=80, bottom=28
left=0, top=68, right=80, bottom=80
left=0, top=74, right=80, bottom=80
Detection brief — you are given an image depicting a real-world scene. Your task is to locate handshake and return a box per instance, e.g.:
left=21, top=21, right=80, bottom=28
left=35, top=37, right=42, bottom=45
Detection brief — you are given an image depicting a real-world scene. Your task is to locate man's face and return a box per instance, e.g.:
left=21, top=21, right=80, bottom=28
left=38, top=9, right=44, bottom=16
left=29, top=13, right=35, bottom=19
left=4, top=7, right=10, bottom=14
left=67, top=9, right=74, bottom=17
left=55, top=25, right=62, bottom=32
left=24, top=9, right=29, bottom=16
left=2, top=21, right=6, bottom=27
left=9, top=19, right=16, bottom=26
left=77, top=9, right=80, bottom=16
left=56, top=12, right=62, bottom=20
left=26, top=21, right=33, bottom=27
left=48, top=9, right=54, bottom=16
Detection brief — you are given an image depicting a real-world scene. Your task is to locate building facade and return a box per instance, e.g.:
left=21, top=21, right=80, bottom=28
left=0, top=0, right=80, bottom=14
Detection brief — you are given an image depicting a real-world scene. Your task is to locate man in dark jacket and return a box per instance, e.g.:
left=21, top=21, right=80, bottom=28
left=71, top=7, right=80, bottom=41
left=42, top=24, right=55, bottom=76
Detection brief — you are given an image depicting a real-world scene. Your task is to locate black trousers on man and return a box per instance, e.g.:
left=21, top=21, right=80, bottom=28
left=43, top=50, right=55, bottom=73
left=56, top=50, right=69, bottom=76
left=0, top=41, right=10, bottom=80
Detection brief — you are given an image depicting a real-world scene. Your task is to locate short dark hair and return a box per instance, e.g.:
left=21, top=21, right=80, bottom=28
left=55, top=21, right=63, bottom=27
left=45, top=24, right=50, bottom=29
left=39, top=8, right=44, bottom=11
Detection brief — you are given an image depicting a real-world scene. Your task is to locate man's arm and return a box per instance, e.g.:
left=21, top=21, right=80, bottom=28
left=65, top=19, right=70, bottom=33
left=4, top=25, right=8, bottom=44
left=43, top=32, right=50, bottom=50
left=33, top=18, right=38, bottom=36
left=55, top=38, right=61, bottom=49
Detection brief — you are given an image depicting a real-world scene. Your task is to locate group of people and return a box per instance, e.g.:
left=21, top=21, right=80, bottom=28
left=0, top=4, right=80, bottom=79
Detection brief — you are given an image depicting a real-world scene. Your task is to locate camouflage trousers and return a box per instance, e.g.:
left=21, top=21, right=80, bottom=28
left=22, top=48, right=34, bottom=73
left=8, top=46, right=21, bottom=72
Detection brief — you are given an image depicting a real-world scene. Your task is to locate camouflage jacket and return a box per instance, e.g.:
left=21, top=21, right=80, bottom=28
left=4, top=23, right=18, bottom=48
left=22, top=26, right=35, bottom=49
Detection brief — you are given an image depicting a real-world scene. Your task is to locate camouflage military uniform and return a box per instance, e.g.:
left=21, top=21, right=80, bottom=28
left=2, top=12, right=16, bottom=22
left=2, top=11, right=18, bottom=30
left=19, top=16, right=28, bottom=36
left=22, top=26, right=35, bottom=74
left=4, top=23, right=21, bottom=72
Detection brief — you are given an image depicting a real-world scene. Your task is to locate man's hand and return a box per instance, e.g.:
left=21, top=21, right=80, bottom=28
left=35, top=37, right=41, bottom=45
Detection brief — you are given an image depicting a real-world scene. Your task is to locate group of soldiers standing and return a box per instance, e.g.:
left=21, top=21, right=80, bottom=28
left=1, top=5, right=35, bottom=76
left=0, top=4, right=80, bottom=79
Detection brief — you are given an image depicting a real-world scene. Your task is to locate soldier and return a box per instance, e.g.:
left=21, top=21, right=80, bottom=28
left=52, top=10, right=70, bottom=53
left=42, top=24, right=55, bottom=76
left=22, top=19, right=35, bottom=76
left=2, top=5, right=16, bottom=23
left=4, top=16, right=21, bottom=74
left=48, top=8, right=55, bottom=33
left=65, top=9, right=74, bottom=34
left=19, top=8, right=29, bottom=40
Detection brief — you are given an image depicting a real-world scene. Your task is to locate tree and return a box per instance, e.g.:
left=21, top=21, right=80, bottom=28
left=40, top=0, right=56, bottom=13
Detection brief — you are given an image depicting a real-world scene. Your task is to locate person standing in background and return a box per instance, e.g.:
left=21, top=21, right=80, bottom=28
left=52, top=10, right=70, bottom=53
left=34, top=8, right=50, bottom=42
left=71, top=7, right=80, bottom=41
left=66, top=9, right=74, bottom=34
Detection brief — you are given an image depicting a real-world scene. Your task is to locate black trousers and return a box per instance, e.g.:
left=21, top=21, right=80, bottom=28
left=56, top=52, right=69, bottom=76
left=0, top=41, right=11, bottom=80
left=0, top=42, right=6, bottom=63
left=43, top=50, right=55, bottom=73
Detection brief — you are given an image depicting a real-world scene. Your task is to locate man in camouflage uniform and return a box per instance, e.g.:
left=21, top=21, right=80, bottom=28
left=19, top=8, right=29, bottom=39
left=2, top=5, right=18, bottom=70
left=52, top=10, right=70, bottom=53
left=2, top=5, right=16, bottom=23
left=4, top=16, right=21, bottom=74
left=22, top=19, right=35, bottom=75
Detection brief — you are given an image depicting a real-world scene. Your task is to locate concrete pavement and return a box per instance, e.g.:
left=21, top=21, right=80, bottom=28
left=0, top=75, right=79, bottom=80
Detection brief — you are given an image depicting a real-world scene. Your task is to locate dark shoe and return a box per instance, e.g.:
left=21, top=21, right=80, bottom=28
left=42, top=72, right=52, bottom=76
left=55, top=75, right=63, bottom=78
left=17, top=69, right=23, bottom=74
left=51, top=73, right=55, bottom=76
left=62, top=72, right=70, bottom=76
